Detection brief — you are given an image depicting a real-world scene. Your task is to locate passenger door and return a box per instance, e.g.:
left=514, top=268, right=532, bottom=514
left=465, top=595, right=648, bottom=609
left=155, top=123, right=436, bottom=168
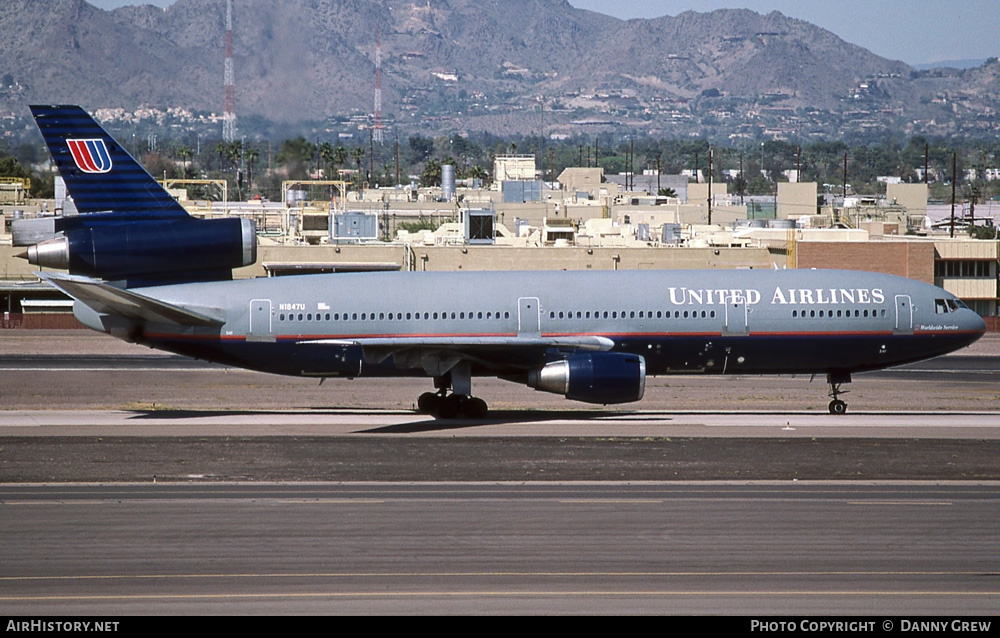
left=724, top=297, right=749, bottom=336
left=894, top=294, right=913, bottom=335
left=518, top=297, right=541, bottom=337
left=248, top=299, right=275, bottom=342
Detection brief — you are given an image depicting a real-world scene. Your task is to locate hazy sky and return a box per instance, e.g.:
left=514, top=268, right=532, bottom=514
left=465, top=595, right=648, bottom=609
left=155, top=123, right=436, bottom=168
left=88, top=0, right=998, bottom=66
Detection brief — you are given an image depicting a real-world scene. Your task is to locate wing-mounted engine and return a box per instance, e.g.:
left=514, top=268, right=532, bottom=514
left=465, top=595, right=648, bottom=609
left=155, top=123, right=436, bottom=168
left=527, top=352, right=646, bottom=404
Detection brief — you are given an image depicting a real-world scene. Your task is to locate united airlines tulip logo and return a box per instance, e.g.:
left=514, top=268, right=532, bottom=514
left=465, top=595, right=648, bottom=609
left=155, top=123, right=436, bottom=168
left=67, top=139, right=113, bottom=174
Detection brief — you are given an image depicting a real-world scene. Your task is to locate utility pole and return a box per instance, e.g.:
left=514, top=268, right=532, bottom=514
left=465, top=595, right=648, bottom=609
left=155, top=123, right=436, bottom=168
left=924, top=142, right=929, bottom=184
left=950, top=152, right=957, bottom=238
left=708, top=147, right=713, bottom=225
left=629, top=137, right=634, bottom=191
left=843, top=152, right=848, bottom=200
left=739, top=152, right=744, bottom=205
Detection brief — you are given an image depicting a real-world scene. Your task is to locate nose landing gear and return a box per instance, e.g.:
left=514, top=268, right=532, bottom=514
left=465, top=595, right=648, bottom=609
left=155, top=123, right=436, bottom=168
left=827, top=372, right=851, bottom=415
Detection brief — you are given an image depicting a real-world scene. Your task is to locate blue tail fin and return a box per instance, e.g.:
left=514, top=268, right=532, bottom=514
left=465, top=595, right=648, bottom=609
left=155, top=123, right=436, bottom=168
left=30, top=105, right=189, bottom=218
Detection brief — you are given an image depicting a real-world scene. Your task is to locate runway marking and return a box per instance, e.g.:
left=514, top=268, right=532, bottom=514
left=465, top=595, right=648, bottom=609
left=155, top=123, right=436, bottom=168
left=849, top=501, right=954, bottom=506
left=0, top=499, right=386, bottom=506
left=559, top=499, right=663, bottom=504
left=3, top=590, right=1000, bottom=602
left=2, top=569, right=995, bottom=582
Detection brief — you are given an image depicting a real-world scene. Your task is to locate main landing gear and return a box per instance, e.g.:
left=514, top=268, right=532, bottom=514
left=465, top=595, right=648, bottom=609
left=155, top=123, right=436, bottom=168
left=827, top=372, right=851, bottom=415
left=417, top=390, right=489, bottom=419
left=416, top=368, right=489, bottom=419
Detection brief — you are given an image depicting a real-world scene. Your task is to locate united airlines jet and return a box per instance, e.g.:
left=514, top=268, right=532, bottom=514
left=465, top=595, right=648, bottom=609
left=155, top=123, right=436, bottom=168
left=18, top=106, right=986, bottom=417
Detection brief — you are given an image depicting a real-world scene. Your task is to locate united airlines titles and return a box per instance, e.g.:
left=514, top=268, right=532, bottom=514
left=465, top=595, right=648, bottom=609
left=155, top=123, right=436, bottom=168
left=666, top=287, right=885, bottom=306
left=770, top=287, right=885, bottom=306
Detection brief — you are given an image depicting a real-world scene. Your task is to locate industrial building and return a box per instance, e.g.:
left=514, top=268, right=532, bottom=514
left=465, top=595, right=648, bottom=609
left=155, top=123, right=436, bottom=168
left=2, top=156, right=998, bottom=329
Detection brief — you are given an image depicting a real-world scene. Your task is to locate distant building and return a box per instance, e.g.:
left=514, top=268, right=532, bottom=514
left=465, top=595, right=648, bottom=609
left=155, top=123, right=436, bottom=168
left=494, top=155, right=536, bottom=182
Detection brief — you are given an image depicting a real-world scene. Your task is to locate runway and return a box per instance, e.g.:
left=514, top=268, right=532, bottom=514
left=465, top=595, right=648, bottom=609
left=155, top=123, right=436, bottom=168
left=2, top=483, right=998, bottom=615
left=1, top=330, right=999, bottom=614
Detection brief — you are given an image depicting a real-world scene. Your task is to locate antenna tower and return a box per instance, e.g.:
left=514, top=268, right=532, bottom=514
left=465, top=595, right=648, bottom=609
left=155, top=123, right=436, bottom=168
left=373, top=28, right=385, bottom=145
left=223, top=0, right=237, bottom=143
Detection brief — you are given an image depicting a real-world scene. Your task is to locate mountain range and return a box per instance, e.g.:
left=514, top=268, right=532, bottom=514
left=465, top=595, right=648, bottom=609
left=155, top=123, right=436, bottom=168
left=1, top=0, right=997, bottom=139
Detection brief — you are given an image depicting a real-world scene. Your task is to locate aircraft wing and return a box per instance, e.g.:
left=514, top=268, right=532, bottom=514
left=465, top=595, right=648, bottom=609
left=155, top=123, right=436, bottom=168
left=301, top=335, right=616, bottom=373
left=38, top=272, right=225, bottom=328
left=303, top=336, right=615, bottom=350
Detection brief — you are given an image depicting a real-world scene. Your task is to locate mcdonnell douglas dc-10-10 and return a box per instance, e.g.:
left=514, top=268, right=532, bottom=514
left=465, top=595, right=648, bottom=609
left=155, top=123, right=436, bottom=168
left=16, top=106, right=986, bottom=417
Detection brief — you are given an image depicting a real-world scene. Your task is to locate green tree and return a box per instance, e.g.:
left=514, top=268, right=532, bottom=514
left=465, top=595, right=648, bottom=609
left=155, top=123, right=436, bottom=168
left=333, top=145, right=348, bottom=177
left=177, top=146, right=192, bottom=178
left=277, top=137, right=317, bottom=179
left=421, top=158, right=442, bottom=187
left=317, top=141, right=334, bottom=179
left=351, top=146, right=366, bottom=186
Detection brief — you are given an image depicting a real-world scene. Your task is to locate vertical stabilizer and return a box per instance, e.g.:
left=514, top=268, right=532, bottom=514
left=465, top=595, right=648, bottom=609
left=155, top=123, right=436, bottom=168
left=30, top=105, right=189, bottom=217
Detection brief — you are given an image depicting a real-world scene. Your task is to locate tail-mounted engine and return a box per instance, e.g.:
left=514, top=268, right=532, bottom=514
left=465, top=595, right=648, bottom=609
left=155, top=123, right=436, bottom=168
left=23, top=217, right=256, bottom=281
left=527, top=352, right=646, bottom=404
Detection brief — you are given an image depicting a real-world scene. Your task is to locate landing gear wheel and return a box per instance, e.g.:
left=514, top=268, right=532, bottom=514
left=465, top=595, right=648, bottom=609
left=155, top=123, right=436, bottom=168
left=417, top=392, right=440, bottom=414
left=464, top=397, right=489, bottom=419
left=437, top=394, right=463, bottom=419
left=826, top=373, right=851, bottom=416
left=418, top=368, right=489, bottom=419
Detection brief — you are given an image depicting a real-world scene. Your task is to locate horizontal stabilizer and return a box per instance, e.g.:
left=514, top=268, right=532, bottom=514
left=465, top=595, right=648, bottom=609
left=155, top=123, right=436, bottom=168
left=38, top=272, right=224, bottom=327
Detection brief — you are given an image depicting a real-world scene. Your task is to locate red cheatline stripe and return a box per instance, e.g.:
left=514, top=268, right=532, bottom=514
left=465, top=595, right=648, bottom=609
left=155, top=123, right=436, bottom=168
left=141, top=329, right=980, bottom=342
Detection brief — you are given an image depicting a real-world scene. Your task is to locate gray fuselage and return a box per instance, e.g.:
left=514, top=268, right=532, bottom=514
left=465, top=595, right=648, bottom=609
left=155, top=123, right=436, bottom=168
left=74, top=268, right=986, bottom=387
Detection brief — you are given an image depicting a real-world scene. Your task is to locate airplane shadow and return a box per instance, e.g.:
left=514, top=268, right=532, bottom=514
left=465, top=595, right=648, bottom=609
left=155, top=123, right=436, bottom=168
left=124, top=407, right=667, bottom=433
left=357, top=409, right=643, bottom=434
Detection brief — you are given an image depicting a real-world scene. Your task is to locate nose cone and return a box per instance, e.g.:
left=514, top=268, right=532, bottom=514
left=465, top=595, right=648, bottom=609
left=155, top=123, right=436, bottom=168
left=964, top=309, right=988, bottom=338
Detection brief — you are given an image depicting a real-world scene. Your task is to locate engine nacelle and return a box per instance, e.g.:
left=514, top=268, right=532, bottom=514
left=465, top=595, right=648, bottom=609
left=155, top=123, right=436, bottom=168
left=26, top=217, right=256, bottom=280
left=527, top=352, right=646, bottom=404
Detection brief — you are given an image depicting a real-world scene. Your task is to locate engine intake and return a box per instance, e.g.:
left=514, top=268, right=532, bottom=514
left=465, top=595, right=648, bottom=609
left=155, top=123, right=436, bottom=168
left=528, top=352, right=646, bottom=404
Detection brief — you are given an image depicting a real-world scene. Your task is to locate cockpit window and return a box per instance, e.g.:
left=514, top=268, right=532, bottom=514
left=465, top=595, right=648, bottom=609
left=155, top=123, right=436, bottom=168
left=936, top=298, right=969, bottom=313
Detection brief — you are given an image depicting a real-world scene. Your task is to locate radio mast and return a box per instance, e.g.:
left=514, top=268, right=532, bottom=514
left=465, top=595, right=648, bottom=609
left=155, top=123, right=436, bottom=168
left=373, top=28, right=385, bottom=145
left=223, top=0, right=237, bottom=143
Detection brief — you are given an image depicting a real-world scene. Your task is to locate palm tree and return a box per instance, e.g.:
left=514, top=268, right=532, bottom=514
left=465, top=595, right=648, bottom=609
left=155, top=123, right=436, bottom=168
left=214, top=142, right=229, bottom=171
left=177, top=146, right=192, bottom=178
left=334, top=145, right=348, bottom=179
left=351, top=146, right=366, bottom=187
left=318, top=141, right=334, bottom=179
left=245, top=145, right=260, bottom=194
